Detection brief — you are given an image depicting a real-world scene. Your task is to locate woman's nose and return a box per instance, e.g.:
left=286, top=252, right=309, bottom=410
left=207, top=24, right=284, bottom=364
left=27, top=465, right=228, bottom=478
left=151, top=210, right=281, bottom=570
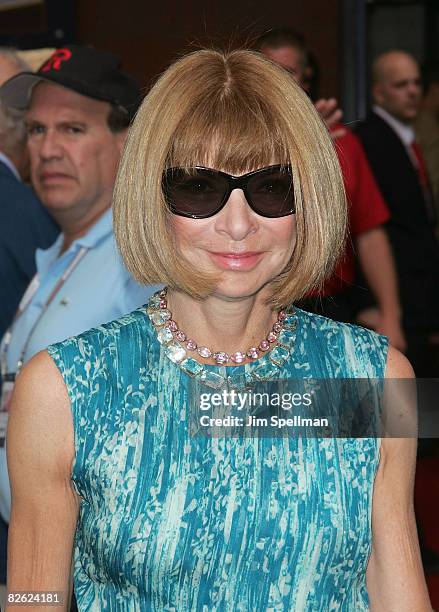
left=214, top=189, right=258, bottom=241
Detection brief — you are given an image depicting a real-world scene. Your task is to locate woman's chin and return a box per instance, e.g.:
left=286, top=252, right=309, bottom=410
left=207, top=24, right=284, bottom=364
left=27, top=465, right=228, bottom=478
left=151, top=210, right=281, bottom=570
left=210, top=276, right=275, bottom=302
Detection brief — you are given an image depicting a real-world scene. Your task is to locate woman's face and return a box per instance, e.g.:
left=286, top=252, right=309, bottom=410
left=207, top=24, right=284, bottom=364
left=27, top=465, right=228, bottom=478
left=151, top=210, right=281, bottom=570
left=171, top=166, right=296, bottom=300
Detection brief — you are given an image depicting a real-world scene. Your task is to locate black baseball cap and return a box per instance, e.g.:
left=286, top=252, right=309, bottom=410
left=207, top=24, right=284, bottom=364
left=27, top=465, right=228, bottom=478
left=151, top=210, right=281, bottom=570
left=0, top=44, right=141, bottom=120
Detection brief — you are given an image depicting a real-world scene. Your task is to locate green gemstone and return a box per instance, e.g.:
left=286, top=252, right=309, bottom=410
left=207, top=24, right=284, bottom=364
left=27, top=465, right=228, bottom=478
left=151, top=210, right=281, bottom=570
left=269, top=345, right=290, bottom=367
left=165, top=343, right=187, bottom=363
left=151, top=309, right=172, bottom=325
left=157, top=327, right=174, bottom=344
left=148, top=294, right=162, bottom=308
left=278, top=329, right=296, bottom=345
left=283, top=315, right=298, bottom=330
left=199, top=370, right=225, bottom=389
left=180, top=358, right=205, bottom=377
left=251, top=362, right=280, bottom=381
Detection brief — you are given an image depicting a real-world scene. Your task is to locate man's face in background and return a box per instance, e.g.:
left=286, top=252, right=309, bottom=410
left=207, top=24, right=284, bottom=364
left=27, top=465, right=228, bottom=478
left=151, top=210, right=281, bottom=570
left=26, top=82, right=125, bottom=225
left=373, top=53, right=422, bottom=124
left=261, top=45, right=306, bottom=87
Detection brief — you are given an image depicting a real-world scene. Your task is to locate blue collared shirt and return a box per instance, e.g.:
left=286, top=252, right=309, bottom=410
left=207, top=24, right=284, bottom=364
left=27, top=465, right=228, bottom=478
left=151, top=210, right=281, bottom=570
left=0, top=208, right=161, bottom=521
left=3, top=207, right=161, bottom=371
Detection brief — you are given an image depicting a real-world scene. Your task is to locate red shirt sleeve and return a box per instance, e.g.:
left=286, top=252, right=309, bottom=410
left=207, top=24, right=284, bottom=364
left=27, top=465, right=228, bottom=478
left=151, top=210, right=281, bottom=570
left=335, top=127, right=390, bottom=235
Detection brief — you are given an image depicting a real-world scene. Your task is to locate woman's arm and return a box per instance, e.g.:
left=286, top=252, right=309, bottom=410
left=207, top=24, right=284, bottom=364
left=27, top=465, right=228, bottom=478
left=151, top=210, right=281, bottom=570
left=6, top=351, right=79, bottom=611
left=366, top=346, right=432, bottom=611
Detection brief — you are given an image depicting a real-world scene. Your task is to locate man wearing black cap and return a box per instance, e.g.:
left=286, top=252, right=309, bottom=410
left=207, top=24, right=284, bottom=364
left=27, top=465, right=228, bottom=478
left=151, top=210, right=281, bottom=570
left=0, top=46, right=160, bottom=533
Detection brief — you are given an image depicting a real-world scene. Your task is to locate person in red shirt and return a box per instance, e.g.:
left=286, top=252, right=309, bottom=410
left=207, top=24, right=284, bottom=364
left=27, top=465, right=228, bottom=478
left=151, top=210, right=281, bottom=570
left=256, top=28, right=406, bottom=350
left=329, top=128, right=390, bottom=293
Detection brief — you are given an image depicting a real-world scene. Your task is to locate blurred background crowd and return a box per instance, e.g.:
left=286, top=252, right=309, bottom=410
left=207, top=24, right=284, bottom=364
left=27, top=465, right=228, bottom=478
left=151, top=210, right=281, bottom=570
left=0, top=0, right=438, bottom=608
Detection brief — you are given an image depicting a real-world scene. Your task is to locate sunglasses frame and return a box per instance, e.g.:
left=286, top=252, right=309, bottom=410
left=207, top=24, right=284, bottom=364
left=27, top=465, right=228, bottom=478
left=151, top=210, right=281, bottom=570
left=163, top=164, right=295, bottom=219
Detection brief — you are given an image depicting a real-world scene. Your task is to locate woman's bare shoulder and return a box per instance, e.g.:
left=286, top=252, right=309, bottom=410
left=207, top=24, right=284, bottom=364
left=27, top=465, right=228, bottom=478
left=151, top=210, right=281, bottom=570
left=16, top=347, right=68, bottom=389
left=385, top=345, right=415, bottom=379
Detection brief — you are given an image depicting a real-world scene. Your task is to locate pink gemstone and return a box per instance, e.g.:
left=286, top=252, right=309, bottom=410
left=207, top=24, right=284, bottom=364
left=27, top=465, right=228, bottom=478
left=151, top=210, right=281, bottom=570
left=175, top=331, right=186, bottom=342
left=267, top=332, right=277, bottom=343
left=259, top=340, right=270, bottom=351
left=197, top=346, right=211, bottom=358
left=186, top=339, right=197, bottom=350
left=278, top=311, right=286, bottom=321
left=273, top=322, right=283, bottom=333
left=232, top=351, right=246, bottom=364
left=213, top=352, right=229, bottom=364
left=167, top=320, right=178, bottom=332
left=159, top=299, right=167, bottom=309
left=247, top=347, right=259, bottom=359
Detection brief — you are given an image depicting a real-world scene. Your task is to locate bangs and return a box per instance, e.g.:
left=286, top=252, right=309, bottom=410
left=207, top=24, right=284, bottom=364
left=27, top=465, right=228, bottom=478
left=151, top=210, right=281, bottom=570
left=166, top=90, right=289, bottom=174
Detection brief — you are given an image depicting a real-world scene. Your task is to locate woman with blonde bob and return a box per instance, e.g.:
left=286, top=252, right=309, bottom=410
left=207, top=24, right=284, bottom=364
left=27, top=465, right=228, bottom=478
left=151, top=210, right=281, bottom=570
left=7, top=49, right=431, bottom=611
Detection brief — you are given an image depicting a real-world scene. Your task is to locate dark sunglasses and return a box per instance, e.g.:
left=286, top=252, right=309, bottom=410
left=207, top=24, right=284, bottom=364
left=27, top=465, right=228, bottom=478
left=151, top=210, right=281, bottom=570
left=162, top=165, right=295, bottom=219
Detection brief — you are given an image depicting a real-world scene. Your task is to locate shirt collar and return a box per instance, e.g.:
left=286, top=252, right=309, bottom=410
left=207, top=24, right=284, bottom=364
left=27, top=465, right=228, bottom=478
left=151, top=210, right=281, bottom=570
left=35, top=233, right=64, bottom=277
left=0, top=151, right=20, bottom=181
left=35, top=207, right=113, bottom=276
left=373, top=105, right=415, bottom=146
left=74, top=207, right=113, bottom=249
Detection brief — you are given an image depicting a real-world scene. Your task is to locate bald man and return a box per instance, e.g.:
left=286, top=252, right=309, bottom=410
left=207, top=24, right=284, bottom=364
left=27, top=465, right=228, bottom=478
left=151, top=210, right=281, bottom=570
left=356, top=50, right=439, bottom=376
left=372, top=50, right=422, bottom=123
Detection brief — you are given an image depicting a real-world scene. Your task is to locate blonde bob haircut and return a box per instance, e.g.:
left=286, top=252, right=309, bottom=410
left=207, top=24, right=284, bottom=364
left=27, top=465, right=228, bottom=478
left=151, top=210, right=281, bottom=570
left=113, top=49, right=346, bottom=308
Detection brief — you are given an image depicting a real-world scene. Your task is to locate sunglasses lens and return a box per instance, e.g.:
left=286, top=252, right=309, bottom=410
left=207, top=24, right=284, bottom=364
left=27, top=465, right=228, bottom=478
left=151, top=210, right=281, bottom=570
left=164, top=169, right=227, bottom=218
left=164, top=166, right=295, bottom=218
left=247, top=168, right=295, bottom=217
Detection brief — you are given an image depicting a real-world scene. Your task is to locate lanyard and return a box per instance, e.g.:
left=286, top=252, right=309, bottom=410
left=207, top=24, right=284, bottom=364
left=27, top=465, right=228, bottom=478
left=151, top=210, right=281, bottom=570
left=0, top=246, right=88, bottom=378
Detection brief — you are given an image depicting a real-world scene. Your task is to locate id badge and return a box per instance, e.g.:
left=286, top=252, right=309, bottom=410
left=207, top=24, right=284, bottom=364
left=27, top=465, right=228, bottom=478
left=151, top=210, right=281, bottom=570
left=0, top=378, right=14, bottom=448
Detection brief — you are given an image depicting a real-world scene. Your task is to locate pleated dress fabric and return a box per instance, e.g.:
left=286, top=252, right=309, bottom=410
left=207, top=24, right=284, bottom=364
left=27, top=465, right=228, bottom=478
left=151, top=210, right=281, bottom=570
left=47, top=306, right=388, bottom=611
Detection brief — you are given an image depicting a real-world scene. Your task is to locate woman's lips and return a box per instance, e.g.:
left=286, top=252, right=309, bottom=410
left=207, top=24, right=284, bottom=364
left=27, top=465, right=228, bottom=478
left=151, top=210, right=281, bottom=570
left=208, top=251, right=263, bottom=270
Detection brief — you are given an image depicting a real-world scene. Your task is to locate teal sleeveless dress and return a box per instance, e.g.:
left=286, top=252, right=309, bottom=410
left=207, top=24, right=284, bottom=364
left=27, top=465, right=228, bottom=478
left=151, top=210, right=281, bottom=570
left=47, top=306, right=388, bottom=611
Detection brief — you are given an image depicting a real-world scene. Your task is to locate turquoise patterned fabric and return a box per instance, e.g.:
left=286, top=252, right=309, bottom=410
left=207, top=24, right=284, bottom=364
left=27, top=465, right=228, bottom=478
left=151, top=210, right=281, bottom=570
left=47, top=307, right=388, bottom=611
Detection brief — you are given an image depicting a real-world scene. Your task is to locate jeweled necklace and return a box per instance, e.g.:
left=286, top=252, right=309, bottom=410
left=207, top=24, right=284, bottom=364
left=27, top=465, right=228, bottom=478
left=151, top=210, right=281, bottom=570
left=150, top=288, right=286, bottom=365
left=147, top=289, right=299, bottom=389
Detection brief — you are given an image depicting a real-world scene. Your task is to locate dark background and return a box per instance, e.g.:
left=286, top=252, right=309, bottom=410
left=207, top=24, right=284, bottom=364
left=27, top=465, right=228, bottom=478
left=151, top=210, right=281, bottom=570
left=0, top=0, right=438, bottom=122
